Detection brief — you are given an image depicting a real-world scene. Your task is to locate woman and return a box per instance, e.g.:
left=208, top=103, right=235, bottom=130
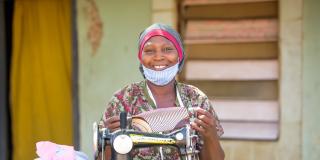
left=102, top=23, right=224, bottom=160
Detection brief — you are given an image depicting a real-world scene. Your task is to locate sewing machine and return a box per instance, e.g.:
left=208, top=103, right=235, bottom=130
left=93, top=108, right=200, bottom=160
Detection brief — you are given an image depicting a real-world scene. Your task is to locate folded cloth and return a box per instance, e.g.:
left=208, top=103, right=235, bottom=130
left=35, top=141, right=89, bottom=160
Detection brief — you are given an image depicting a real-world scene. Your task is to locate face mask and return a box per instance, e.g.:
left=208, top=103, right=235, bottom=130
left=142, top=63, right=179, bottom=86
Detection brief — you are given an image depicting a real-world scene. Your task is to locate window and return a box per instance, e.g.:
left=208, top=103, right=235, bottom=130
left=179, top=0, right=279, bottom=140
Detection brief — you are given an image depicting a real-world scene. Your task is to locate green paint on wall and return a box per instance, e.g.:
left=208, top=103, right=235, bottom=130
left=77, top=0, right=151, bottom=155
left=303, top=0, right=320, bottom=159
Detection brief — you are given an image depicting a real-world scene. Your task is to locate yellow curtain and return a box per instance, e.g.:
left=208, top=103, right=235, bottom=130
left=10, top=0, right=73, bottom=159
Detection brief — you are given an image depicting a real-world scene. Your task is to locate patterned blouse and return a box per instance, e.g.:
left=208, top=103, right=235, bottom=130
left=102, top=80, right=223, bottom=160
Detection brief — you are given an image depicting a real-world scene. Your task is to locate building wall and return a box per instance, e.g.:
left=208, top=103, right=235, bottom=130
left=77, top=0, right=320, bottom=159
left=77, top=0, right=151, bottom=155
left=302, top=0, right=320, bottom=159
left=151, top=0, right=177, bottom=29
left=0, top=2, right=10, bottom=159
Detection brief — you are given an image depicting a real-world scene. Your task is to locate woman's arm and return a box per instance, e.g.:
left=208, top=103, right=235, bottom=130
left=191, top=108, right=225, bottom=160
left=96, top=146, right=112, bottom=160
left=97, top=115, right=121, bottom=160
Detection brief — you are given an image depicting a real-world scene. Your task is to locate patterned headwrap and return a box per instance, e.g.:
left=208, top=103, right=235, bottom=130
left=138, top=23, right=185, bottom=75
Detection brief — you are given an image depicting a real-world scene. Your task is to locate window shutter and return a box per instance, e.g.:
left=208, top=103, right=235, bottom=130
left=179, top=0, right=279, bottom=140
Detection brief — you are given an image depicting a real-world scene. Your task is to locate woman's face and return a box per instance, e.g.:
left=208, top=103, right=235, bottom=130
left=141, top=36, right=179, bottom=71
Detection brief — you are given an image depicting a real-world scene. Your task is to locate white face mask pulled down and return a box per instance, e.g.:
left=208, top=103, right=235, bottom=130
left=142, top=63, right=179, bottom=86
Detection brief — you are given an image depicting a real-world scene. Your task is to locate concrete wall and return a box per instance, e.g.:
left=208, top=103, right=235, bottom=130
left=0, top=2, right=10, bottom=160
left=151, top=0, right=177, bottom=29
left=302, top=0, right=320, bottom=159
left=77, top=0, right=151, bottom=155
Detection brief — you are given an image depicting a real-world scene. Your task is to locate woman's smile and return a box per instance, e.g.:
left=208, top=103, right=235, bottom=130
left=153, top=65, right=167, bottom=70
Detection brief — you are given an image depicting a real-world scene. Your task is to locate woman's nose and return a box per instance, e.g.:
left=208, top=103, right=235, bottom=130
left=153, top=49, right=164, bottom=60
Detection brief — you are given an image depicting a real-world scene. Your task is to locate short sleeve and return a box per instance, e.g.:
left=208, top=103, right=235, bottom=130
left=101, top=95, right=125, bottom=127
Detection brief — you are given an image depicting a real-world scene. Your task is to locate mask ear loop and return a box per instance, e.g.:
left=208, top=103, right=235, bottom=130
left=139, top=64, right=146, bottom=78
left=178, top=54, right=185, bottom=73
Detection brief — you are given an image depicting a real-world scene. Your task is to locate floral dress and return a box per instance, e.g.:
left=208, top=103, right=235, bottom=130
left=102, top=80, right=223, bottom=160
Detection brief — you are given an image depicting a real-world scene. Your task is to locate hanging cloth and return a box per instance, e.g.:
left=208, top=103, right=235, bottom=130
left=11, top=0, right=73, bottom=159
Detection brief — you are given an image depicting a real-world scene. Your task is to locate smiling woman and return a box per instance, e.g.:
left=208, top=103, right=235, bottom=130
left=100, top=23, right=225, bottom=160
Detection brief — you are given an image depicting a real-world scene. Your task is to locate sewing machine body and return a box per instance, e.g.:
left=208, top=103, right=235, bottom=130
left=93, top=111, right=200, bottom=160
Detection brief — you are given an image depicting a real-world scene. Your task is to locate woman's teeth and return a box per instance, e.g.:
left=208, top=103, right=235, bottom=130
left=154, top=65, right=166, bottom=69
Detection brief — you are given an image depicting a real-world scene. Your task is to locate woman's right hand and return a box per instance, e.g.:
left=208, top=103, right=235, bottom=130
left=105, top=116, right=121, bottom=132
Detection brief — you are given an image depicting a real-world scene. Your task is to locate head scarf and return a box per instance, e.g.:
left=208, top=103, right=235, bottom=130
left=138, top=23, right=185, bottom=76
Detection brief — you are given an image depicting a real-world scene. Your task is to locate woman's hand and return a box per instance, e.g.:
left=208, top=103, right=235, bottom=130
left=190, top=107, right=225, bottom=160
left=105, top=116, right=121, bottom=132
left=190, top=107, right=218, bottom=140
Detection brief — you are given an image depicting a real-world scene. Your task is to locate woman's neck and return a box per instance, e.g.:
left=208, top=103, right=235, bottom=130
left=146, top=79, right=177, bottom=108
left=146, top=79, right=176, bottom=97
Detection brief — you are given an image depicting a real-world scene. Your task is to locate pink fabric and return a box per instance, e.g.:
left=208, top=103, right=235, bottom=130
left=36, top=141, right=75, bottom=160
left=138, top=29, right=183, bottom=62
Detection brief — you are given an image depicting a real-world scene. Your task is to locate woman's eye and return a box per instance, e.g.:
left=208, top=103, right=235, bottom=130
left=164, top=47, right=174, bottom=53
left=144, top=50, right=154, bottom=55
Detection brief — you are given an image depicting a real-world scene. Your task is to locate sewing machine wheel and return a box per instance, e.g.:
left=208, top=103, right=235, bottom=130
left=93, top=122, right=99, bottom=157
left=131, top=117, right=152, bottom=132
left=113, top=134, right=133, bottom=154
